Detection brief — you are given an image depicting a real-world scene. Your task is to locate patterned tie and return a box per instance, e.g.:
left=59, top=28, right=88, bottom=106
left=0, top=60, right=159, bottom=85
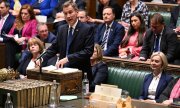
left=154, top=34, right=160, bottom=52
left=66, top=27, right=73, bottom=55
left=101, top=26, right=110, bottom=50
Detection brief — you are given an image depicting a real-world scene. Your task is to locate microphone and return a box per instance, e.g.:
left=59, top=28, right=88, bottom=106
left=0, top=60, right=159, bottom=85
left=35, top=50, right=48, bottom=62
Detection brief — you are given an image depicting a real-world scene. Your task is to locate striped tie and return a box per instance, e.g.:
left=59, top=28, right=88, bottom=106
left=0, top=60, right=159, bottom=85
left=101, top=26, right=110, bottom=50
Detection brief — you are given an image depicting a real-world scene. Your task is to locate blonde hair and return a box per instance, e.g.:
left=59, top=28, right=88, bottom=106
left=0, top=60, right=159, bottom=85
left=150, top=52, right=168, bottom=70
left=27, top=37, right=44, bottom=54
left=94, top=44, right=103, bottom=62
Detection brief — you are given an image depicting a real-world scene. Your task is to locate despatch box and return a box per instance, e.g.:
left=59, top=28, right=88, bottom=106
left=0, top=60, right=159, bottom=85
left=27, top=68, right=82, bottom=95
left=0, top=79, right=60, bottom=108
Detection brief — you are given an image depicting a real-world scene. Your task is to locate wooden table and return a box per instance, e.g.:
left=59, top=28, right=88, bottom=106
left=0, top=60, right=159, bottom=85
left=27, top=68, right=82, bottom=95
left=0, top=43, right=6, bottom=68
left=36, top=97, right=179, bottom=108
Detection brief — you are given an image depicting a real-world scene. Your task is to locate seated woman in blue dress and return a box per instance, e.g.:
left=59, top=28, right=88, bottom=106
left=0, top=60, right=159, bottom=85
left=139, top=52, right=173, bottom=102
left=17, top=37, right=44, bottom=79
left=156, top=77, right=180, bottom=105
left=90, top=44, right=108, bottom=92
left=30, top=0, right=58, bottom=18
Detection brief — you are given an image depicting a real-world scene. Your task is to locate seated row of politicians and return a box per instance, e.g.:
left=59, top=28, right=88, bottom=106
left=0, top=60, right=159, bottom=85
left=0, top=0, right=179, bottom=106
left=19, top=36, right=180, bottom=106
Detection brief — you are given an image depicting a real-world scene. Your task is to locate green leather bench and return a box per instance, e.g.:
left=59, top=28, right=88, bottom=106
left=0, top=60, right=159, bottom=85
left=145, top=2, right=178, bottom=27
left=104, top=57, right=180, bottom=99
left=107, top=66, right=150, bottom=99
left=149, top=11, right=171, bottom=26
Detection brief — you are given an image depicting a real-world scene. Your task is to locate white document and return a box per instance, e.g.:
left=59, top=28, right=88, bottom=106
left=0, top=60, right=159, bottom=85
left=42, top=65, right=57, bottom=71
left=52, top=68, right=79, bottom=73
left=42, top=65, right=79, bottom=74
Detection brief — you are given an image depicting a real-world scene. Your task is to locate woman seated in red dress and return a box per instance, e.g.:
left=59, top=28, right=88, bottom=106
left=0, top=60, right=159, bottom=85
left=119, top=12, right=146, bottom=60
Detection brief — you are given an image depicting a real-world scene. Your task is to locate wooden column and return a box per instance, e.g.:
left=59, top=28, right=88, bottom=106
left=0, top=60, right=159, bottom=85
left=86, top=0, right=96, bottom=18
left=117, top=0, right=127, bottom=7
left=0, top=43, right=6, bottom=68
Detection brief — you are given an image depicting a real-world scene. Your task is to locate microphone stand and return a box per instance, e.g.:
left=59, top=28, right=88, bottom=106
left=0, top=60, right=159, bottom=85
left=39, top=58, right=42, bottom=74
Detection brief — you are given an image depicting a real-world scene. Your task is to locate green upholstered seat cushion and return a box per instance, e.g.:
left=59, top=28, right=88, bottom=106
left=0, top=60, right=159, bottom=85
left=149, top=11, right=171, bottom=26
left=107, top=67, right=150, bottom=98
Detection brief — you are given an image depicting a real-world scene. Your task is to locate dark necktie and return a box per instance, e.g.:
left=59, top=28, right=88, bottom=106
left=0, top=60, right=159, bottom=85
left=66, top=27, right=73, bottom=55
left=101, top=26, right=110, bottom=49
left=154, top=34, right=160, bottom=52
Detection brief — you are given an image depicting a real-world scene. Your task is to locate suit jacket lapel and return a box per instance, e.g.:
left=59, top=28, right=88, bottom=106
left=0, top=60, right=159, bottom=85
left=155, top=72, right=165, bottom=97
left=107, top=22, right=115, bottom=45
left=160, top=27, right=166, bottom=51
left=64, top=25, right=68, bottom=49
left=1, top=16, right=9, bottom=33
left=22, top=21, right=29, bottom=36
left=145, top=75, right=153, bottom=97
left=68, top=21, right=80, bottom=48
left=151, top=31, right=156, bottom=53
left=100, top=24, right=106, bottom=43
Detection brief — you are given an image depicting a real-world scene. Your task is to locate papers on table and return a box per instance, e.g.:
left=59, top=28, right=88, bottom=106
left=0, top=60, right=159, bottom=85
left=95, top=85, right=122, bottom=98
left=42, top=65, right=79, bottom=74
left=89, top=84, right=123, bottom=108
left=60, top=95, right=78, bottom=101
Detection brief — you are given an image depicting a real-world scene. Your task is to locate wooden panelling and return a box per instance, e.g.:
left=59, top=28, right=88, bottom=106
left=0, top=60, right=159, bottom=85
left=0, top=43, right=6, bottom=68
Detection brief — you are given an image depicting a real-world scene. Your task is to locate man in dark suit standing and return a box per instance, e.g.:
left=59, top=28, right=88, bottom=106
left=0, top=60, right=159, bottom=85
left=95, top=6, right=125, bottom=56
left=40, top=1, right=94, bottom=82
left=139, top=13, right=178, bottom=63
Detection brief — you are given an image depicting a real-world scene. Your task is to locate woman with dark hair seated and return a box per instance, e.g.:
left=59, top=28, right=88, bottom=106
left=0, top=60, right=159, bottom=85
left=17, top=37, right=44, bottom=78
left=119, top=12, right=146, bottom=60
left=156, top=77, right=180, bottom=105
left=90, top=44, right=108, bottom=92
left=139, top=52, right=173, bottom=102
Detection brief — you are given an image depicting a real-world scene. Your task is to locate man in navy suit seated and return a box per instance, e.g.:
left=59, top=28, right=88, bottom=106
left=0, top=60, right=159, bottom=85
left=95, top=6, right=125, bottom=56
